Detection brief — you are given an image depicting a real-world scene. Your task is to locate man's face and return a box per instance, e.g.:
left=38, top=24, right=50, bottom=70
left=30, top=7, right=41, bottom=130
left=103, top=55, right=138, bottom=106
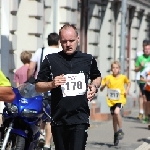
left=143, top=45, right=150, bottom=56
left=60, top=27, right=79, bottom=55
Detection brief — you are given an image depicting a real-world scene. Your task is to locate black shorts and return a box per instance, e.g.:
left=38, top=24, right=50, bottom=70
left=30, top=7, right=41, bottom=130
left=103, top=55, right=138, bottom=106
left=139, top=83, right=145, bottom=95
left=110, top=103, right=123, bottom=115
left=144, top=90, right=150, bottom=101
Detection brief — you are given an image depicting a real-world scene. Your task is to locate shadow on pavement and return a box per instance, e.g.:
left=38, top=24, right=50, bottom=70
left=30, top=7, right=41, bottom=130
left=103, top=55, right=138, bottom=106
left=88, top=142, right=114, bottom=147
left=137, top=138, right=150, bottom=143
left=134, top=126, right=148, bottom=130
left=123, top=116, right=142, bottom=123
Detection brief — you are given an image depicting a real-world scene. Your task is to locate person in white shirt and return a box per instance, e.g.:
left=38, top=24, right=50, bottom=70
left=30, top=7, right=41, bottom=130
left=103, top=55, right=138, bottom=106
left=27, top=33, right=61, bottom=150
left=28, top=33, right=61, bottom=77
left=140, top=66, right=150, bottom=128
left=140, top=66, right=150, bottom=80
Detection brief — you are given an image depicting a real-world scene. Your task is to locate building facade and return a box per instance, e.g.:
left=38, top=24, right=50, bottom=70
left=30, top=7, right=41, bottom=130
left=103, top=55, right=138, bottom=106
left=1, top=0, right=150, bottom=115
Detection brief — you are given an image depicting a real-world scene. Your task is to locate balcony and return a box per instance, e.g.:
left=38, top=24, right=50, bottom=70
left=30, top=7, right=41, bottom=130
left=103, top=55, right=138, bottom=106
left=72, top=0, right=78, bottom=10
left=10, top=0, right=18, bottom=13
left=44, top=8, right=52, bottom=23
left=28, top=1, right=43, bottom=17
left=59, top=8, right=72, bottom=23
left=27, top=18, right=43, bottom=35
left=59, top=0, right=72, bottom=9
left=89, top=17, right=101, bottom=30
left=9, top=15, right=17, bottom=32
left=45, top=0, right=52, bottom=8
left=24, top=36, right=43, bottom=51
left=88, top=45, right=99, bottom=57
left=88, top=31, right=99, bottom=44
left=9, top=34, right=17, bottom=50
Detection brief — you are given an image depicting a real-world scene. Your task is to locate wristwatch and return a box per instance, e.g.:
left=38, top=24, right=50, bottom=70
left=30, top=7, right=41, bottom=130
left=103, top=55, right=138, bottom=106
left=93, top=85, right=98, bottom=93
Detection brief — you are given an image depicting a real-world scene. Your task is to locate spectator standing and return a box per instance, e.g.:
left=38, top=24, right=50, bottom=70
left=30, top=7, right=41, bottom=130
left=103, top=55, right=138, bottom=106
left=14, top=51, right=32, bottom=87
left=28, top=33, right=61, bottom=150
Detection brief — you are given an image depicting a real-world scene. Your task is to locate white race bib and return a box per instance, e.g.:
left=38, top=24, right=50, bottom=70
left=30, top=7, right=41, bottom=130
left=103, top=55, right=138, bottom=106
left=107, top=89, right=121, bottom=100
left=147, top=75, right=150, bottom=86
left=61, top=73, right=86, bottom=97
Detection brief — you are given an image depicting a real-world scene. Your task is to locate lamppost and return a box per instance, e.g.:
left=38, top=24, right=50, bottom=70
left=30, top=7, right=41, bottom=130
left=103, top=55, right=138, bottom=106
left=120, top=0, right=127, bottom=73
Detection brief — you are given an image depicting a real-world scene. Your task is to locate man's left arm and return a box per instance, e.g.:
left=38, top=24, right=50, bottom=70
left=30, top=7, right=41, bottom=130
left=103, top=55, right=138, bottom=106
left=0, top=87, right=15, bottom=103
left=27, top=61, right=37, bottom=79
left=91, top=77, right=102, bottom=89
left=0, top=71, right=15, bottom=102
left=87, top=57, right=102, bottom=101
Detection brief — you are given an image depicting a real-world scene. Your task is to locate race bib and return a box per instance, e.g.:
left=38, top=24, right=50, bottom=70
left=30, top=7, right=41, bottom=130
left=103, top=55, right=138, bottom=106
left=147, top=75, right=150, bottom=86
left=107, top=89, right=121, bottom=100
left=61, top=73, right=86, bottom=97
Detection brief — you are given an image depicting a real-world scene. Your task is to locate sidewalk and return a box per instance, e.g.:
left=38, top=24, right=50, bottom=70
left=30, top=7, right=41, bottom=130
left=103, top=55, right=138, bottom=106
left=86, top=106, right=150, bottom=150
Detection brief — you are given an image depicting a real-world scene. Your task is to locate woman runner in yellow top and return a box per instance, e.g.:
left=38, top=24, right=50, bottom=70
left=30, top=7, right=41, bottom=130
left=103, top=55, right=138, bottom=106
left=100, top=61, right=131, bottom=146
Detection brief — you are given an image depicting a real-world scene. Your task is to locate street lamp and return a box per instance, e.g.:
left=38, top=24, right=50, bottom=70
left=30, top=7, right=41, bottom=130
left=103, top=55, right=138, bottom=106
left=120, top=0, right=127, bottom=74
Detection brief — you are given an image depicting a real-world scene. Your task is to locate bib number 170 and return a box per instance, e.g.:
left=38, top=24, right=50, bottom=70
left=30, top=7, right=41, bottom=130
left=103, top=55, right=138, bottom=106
left=61, top=73, right=86, bottom=97
left=66, top=81, right=82, bottom=90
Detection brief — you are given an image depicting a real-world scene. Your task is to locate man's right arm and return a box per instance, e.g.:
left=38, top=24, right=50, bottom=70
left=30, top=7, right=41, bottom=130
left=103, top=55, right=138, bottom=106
left=36, top=75, right=66, bottom=93
left=135, top=65, right=143, bottom=72
left=134, top=57, right=143, bottom=72
left=35, top=56, right=52, bottom=92
left=27, top=61, right=37, bottom=79
left=35, top=81, right=54, bottom=93
left=35, top=56, right=66, bottom=93
left=27, top=49, right=40, bottom=79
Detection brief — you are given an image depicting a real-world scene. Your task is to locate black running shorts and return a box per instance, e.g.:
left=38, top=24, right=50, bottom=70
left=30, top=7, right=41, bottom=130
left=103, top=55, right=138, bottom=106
left=110, top=103, right=123, bottom=115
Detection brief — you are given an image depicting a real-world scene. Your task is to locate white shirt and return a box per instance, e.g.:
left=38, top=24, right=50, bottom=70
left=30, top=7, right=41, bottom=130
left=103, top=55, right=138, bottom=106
left=31, top=47, right=61, bottom=77
left=140, top=66, right=150, bottom=86
left=135, top=51, right=143, bottom=80
left=140, top=66, right=150, bottom=79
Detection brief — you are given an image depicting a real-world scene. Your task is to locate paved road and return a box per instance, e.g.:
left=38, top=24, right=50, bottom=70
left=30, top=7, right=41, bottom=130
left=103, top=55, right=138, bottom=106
left=86, top=107, right=150, bottom=150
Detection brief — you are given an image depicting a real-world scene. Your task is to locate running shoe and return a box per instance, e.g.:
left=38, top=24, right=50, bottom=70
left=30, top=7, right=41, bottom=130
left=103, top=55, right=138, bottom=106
left=117, top=129, right=124, bottom=140
left=137, top=113, right=143, bottom=120
left=114, top=133, right=119, bottom=146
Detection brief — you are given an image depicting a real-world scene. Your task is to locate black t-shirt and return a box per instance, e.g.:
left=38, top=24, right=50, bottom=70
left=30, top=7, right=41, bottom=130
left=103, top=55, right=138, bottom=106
left=36, top=51, right=101, bottom=126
